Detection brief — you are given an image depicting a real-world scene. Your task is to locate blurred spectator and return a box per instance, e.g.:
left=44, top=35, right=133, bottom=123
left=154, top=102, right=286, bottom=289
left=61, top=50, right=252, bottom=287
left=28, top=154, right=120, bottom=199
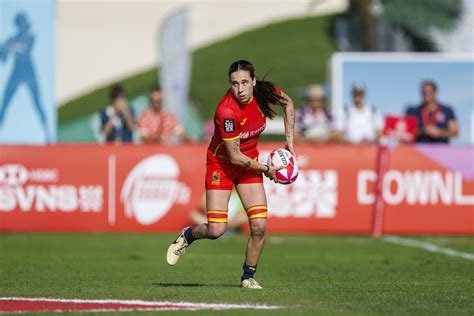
left=405, top=80, right=459, bottom=143
left=295, top=84, right=340, bottom=143
left=202, top=119, right=215, bottom=143
left=334, top=83, right=383, bottom=144
left=100, top=84, right=135, bottom=143
left=137, top=86, right=189, bottom=144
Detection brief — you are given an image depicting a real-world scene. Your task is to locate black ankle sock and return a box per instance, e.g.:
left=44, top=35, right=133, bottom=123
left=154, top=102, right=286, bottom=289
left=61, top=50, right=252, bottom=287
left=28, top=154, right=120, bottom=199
left=241, top=262, right=257, bottom=281
left=183, top=227, right=194, bottom=245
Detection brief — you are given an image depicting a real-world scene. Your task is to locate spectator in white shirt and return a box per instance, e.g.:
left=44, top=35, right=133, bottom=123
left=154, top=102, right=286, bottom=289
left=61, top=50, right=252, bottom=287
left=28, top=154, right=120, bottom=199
left=295, top=84, right=340, bottom=143
left=334, top=83, right=383, bottom=144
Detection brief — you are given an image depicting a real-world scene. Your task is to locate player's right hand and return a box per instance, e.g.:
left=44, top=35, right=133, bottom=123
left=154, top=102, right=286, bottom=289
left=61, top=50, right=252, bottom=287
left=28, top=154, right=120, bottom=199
left=264, top=165, right=284, bottom=183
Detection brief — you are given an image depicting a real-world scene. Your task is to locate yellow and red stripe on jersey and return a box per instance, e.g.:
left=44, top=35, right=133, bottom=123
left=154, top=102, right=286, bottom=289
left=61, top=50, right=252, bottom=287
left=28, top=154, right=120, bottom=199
left=246, top=205, right=267, bottom=220
left=207, top=210, right=228, bottom=223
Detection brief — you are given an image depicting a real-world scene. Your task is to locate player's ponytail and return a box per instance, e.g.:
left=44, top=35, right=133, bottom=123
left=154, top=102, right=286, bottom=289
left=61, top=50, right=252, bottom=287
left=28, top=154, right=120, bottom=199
left=228, top=60, right=287, bottom=119
left=254, top=79, right=286, bottom=119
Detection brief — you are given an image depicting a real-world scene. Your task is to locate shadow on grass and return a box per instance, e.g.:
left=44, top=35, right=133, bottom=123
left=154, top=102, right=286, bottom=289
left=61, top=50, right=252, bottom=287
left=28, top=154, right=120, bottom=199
left=152, top=282, right=237, bottom=288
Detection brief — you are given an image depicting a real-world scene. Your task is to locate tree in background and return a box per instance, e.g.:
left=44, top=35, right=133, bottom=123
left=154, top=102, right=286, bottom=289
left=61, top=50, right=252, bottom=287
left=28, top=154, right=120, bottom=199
left=338, top=0, right=462, bottom=51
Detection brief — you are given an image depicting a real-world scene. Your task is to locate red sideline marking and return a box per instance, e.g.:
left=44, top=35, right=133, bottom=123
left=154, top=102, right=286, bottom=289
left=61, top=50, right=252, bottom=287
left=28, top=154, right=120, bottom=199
left=0, top=297, right=280, bottom=313
left=372, top=145, right=390, bottom=238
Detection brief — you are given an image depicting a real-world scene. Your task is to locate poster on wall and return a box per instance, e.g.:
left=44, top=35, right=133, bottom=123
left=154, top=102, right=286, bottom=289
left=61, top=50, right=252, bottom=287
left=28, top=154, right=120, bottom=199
left=0, top=0, right=56, bottom=144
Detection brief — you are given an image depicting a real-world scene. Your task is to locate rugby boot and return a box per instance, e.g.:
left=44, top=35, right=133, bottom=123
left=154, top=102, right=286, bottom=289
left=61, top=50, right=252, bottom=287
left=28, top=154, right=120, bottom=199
left=241, top=278, right=263, bottom=289
left=166, top=227, right=190, bottom=265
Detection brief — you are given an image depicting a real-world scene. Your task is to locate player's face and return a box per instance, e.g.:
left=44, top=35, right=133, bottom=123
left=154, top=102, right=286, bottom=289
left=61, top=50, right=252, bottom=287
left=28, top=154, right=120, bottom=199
left=229, top=70, right=256, bottom=104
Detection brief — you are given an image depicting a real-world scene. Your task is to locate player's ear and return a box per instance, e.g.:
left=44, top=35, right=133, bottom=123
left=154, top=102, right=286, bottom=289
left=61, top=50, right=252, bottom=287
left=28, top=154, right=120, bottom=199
left=252, top=77, right=256, bottom=87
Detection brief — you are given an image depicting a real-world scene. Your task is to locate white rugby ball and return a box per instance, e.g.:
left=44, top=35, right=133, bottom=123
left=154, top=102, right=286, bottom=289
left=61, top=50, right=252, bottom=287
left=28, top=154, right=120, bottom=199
left=267, top=148, right=298, bottom=184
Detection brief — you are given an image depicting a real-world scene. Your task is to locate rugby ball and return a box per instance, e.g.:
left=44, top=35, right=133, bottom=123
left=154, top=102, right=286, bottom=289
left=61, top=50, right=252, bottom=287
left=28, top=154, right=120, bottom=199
left=267, top=148, right=298, bottom=184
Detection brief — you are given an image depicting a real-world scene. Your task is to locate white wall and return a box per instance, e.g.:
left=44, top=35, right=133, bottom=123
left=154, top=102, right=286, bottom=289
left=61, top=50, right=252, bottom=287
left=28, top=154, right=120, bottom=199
left=56, top=0, right=348, bottom=105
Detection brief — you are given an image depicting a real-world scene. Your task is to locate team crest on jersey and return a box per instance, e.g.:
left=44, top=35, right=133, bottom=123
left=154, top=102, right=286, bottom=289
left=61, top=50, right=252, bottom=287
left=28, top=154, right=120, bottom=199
left=212, top=171, right=221, bottom=185
left=224, top=118, right=234, bottom=133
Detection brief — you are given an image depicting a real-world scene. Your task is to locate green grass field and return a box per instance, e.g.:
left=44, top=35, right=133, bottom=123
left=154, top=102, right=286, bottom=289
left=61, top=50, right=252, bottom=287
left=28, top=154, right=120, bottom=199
left=1, top=233, right=473, bottom=315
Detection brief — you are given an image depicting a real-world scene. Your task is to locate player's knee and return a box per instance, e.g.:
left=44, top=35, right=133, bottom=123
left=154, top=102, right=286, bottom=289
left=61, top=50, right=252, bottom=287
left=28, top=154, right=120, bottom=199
left=250, top=221, right=266, bottom=238
left=208, top=226, right=226, bottom=239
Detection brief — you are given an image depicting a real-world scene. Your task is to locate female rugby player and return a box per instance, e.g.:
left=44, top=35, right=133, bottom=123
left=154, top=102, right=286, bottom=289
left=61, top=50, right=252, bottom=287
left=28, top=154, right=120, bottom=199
left=167, top=60, right=296, bottom=289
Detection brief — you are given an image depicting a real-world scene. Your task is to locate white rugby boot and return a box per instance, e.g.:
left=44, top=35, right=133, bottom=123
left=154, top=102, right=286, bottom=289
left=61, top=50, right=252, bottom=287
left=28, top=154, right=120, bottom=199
left=166, top=227, right=190, bottom=265
left=241, top=278, right=263, bottom=289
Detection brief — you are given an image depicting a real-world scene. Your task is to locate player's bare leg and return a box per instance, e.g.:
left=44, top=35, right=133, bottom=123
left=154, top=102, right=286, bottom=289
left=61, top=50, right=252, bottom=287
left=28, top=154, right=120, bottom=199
left=166, top=190, right=231, bottom=265
left=246, top=218, right=267, bottom=265
left=236, top=183, right=267, bottom=289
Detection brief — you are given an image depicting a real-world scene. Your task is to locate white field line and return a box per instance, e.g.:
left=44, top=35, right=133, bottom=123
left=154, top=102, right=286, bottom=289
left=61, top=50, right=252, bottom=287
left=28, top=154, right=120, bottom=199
left=0, top=297, right=281, bottom=310
left=383, top=235, right=474, bottom=261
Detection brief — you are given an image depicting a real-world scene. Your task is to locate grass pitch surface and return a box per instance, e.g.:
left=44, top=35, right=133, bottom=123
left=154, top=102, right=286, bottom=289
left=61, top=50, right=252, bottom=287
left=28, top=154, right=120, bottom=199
left=1, top=233, right=473, bottom=315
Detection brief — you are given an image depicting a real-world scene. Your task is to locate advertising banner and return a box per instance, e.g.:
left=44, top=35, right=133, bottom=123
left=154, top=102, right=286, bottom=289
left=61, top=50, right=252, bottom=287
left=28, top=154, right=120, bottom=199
left=0, top=145, right=205, bottom=232
left=382, top=145, right=474, bottom=234
left=0, top=0, right=56, bottom=144
left=0, top=144, right=472, bottom=234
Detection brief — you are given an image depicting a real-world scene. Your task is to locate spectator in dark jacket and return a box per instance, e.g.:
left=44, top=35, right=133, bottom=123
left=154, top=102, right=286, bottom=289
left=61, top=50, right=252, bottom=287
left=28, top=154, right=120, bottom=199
left=100, top=84, right=135, bottom=143
left=405, top=80, right=459, bottom=143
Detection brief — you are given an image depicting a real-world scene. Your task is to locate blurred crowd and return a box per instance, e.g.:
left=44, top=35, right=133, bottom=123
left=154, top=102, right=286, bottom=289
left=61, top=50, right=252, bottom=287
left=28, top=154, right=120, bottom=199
left=100, top=84, right=189, bottom=144
left=99, top=79, right=459, bottom=145
left=294, top=80, right=458, bottom=145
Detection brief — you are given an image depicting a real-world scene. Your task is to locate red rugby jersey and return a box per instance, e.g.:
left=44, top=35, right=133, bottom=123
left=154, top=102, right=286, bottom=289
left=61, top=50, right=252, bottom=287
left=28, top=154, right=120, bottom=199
left=208, top=88, right=281, bottom=161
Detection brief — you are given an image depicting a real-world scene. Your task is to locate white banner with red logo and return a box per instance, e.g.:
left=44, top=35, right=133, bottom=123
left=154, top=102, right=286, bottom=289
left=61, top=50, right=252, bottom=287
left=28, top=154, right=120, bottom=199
left=0, top=144, right=472, bottom=234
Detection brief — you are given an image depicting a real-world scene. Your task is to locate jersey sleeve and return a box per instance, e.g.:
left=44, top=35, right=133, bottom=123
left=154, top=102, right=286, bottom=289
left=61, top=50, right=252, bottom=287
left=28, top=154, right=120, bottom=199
left=215, top=102, right=242, bottom=141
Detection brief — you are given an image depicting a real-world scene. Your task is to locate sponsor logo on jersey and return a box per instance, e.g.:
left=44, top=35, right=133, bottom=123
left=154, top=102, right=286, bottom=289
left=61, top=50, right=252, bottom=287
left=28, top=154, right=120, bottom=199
left=240, top=123, right=266, bottom=140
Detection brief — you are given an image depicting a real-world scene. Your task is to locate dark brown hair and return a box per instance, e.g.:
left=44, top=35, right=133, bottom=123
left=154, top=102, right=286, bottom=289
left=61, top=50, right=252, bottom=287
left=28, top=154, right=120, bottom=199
left=228, top=60, right=286, bottom=119
left=110, top=84, right=125, bottom=102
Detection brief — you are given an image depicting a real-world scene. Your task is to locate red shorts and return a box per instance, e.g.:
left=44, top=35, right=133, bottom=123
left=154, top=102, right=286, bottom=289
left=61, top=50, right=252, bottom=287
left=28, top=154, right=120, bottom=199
left=205, top=150, right=263, bottom=190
